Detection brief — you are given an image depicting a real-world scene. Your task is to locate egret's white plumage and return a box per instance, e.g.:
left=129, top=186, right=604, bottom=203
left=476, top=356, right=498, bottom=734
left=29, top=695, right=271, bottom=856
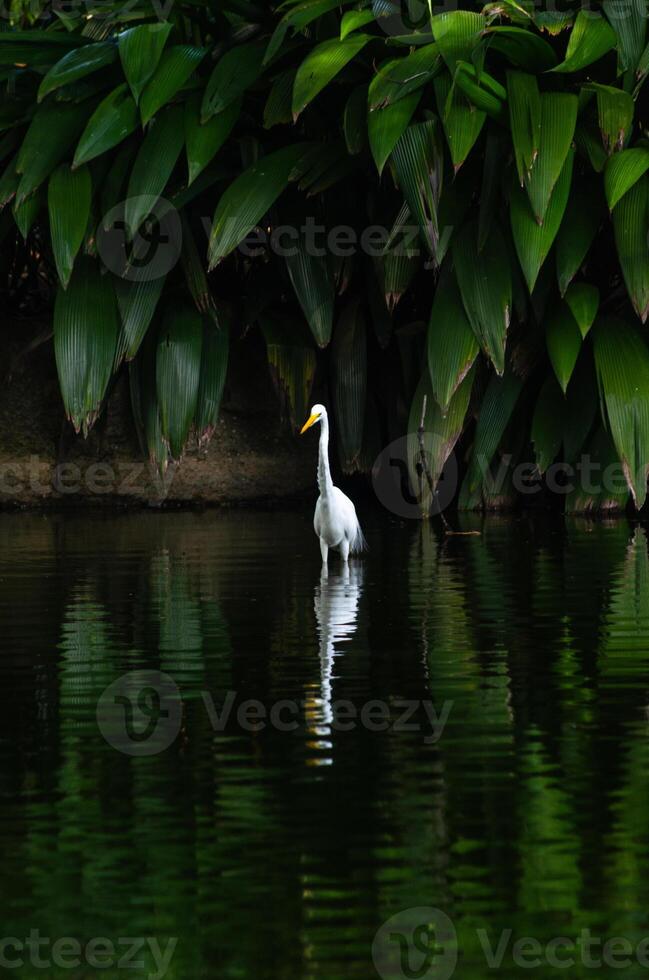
left=300, top=404, right=366, bottom=564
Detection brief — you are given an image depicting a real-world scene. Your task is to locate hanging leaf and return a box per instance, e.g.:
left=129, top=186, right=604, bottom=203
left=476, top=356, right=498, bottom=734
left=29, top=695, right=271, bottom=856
left=531, top=375, right=564, bottom=474
left=375, top=245, right=419, bottom=311
left=196, top=312, right=229, bottom=449
left=201, top=41, right=264, bottom=121
left=564, top=283, right=599, bottom=338
left=292, top=34, right=372, bottom=119
left=512, top=149, right=574, bottom=293
left=184, top=93, right=239, bottom=187
left=368, top=44, right=440, bottom=109
left=486, top=26, right=557, bottom=72
left=407, top=363, right=475, bottom=516
left=16, top=101, right=89, bottom=205
left=434, top=73, right=485, bottom=172
left=115, top=276, right=165, bottom=363
left=524, top=92, right=577, bottom=223
left=264, top=70, right=296, bottom=129
left=459, top=369, right=524, bottom=510
left=566, top=424, right=628, bottom=513
left=156, top=303, right=203, bottom=460
left=612, top=173, right=649, bottom=322
left=13, top=187, right=42, bottom=239
left=555, top=176, right=601, bottom=295
left=124, top=104, right=184, bottom=238
left=73, top=84, right=138, bottom=167
left=344, top=85, right=367, bottom=155
left=260, top=313, right=316, bottom=431
left=430, top=10, right=484, bottom=71
left=427, top=262, right=479, bottom=413
left=368, top=90, right=420, bottom=176
left=546, top=305, right=582, bottom=393
left=453, top=62, right=507, bottom=119
left=603, top=0, right=646, bottom=73
left=507, top=70, right=541, bottom=187
left=131, top=326, right=168, bottom=471
left=593, top=315, right=649, bottom=508
left=605, top=147, right=649, bottom=211
left=453, top=220, right=511, bottom=375
left=118, top=22, right=172, bottom=103
left=332, top=299, right=367, bottom=473
left=341, top=9, right=375, bottom=39
left=285, top=235, right=335, bottom=348
left=181, top=213, right=212, bottom=314
left=552, top=11, right=617, bottom=73
left=38, top=41, right=117, bottom=102
left=208, top=143, right=309, bottom=268
left=391, top=119, right=443, bottom=256
left=54, top=257, right=120, bottom=434
left=587, top=83, right=634, bottom=155
left=140, top=45, right=205, bottom=126
left=48, top=163, right=91, bottom=288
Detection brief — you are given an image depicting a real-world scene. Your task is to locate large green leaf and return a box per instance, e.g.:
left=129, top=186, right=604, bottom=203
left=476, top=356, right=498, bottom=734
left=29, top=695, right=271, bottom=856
left=552, top=11, right=617, bottom=73
left=341, top=9, right=375, bottom=40
left=603, top=0, right=646, bottom=72
left=124, top=104, right=184, bottom=238
left=115, top=276, right=165, bottom=363
left=512, top=149, right=574, bottom=293
left=196, top=312, right=229, bottom=449
left=546, top=305, right=582, bottom=393
left=612, top=173, right=649, bottom=322
left=459, top=369, right=523, bottom=510
left=73, top=84, right=138, bottom=167
left=129, top=331, right=168, bottom=471
left=208, top=143, right=309, bottom=268
left=391, top=119, right=443, bottom=255
left=531, top=375, right=564, bottom=474
left=264, top=0, right=355, bottom=65
left=588, top=83, right=634, bottom=155
left=140, top=45, right=205, bottom=126
left=605, top=147, right=649, bottom=210
left=38, top=42, right=117, bottom=102
left=565, top=282, right=599, bottom=338
left=555, top=176, right=601, bottom=294
left=332, top=299, right=367, bottom=473
left=54, top=257, right=120, bottom=434
left=368, top=90, right=420, bottom=176
left=507, top=71, right=540, bottom=187
left=292, top=34, right=372, bottom=119
left=16, top=101, right=89, bottom=204
left=434, top=73, right=485, bottom=172
left=430, top=10, right=484, bottom=71
left=427, top=262, right=479, bottom=413
left=260, top=314, right=316, bottom=431
left=185, top=94, right=239, bottom=186
left=118, top=22, right=172, bottom=103
left=593, top=316, right=649, bottom=508
left=368, top=44, right=440, bottom=109
left=265, top=69, right=297, bottom=129
left=202, top=41, right=264, bottom=121
left=407, top=363, right=475, bottom=516
left=156, top=303, right=203, bottom=459
left=524, top=92, right=577, bottom=223
left=566, top=424, right=629, bottom=513
left=453, top=220, right=511, bottom=375
left=47, top=163, right=91, bottom=288
left=486, top=26, right=557, bottom=72
left=285, top=236, right=335, bottom=348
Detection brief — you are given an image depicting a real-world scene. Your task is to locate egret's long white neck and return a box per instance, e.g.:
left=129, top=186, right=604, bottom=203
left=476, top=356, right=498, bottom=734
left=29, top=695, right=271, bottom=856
left=318, top=414, right=334, bottom=498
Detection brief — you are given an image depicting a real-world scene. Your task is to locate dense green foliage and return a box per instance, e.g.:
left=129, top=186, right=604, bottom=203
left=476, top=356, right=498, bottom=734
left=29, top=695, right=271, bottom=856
left=3, top=0, right=649, bottom=510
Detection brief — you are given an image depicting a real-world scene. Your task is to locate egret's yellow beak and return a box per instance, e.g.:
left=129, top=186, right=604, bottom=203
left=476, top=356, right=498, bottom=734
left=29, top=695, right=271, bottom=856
left=300, top=413, right=320, bottom=435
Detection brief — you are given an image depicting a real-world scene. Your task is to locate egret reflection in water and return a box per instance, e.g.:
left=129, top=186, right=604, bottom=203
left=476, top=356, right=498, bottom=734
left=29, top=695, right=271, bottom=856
left=305, top=562, right=364, bottom=745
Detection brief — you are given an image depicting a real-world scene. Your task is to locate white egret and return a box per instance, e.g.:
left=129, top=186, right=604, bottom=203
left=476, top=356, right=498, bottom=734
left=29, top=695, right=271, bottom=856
left=300, top=404, right=366, bottom=564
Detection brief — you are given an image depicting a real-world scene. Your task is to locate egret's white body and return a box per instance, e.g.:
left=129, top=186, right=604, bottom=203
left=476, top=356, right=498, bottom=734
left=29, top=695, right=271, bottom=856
left=300, top=404, right=366, bottom=564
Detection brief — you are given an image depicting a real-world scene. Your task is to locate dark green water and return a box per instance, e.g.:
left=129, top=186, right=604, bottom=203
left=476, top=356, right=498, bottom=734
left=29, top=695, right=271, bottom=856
left=2, top=511, right=649, bottom=979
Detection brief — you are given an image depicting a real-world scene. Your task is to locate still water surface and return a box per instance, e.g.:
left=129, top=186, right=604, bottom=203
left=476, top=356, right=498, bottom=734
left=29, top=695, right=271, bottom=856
left=2, top=511, right=649, bottom=979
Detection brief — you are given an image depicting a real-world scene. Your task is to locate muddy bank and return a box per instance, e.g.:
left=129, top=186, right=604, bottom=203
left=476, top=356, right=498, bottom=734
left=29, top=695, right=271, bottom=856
left=0, top=316, right=317, bottom=508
